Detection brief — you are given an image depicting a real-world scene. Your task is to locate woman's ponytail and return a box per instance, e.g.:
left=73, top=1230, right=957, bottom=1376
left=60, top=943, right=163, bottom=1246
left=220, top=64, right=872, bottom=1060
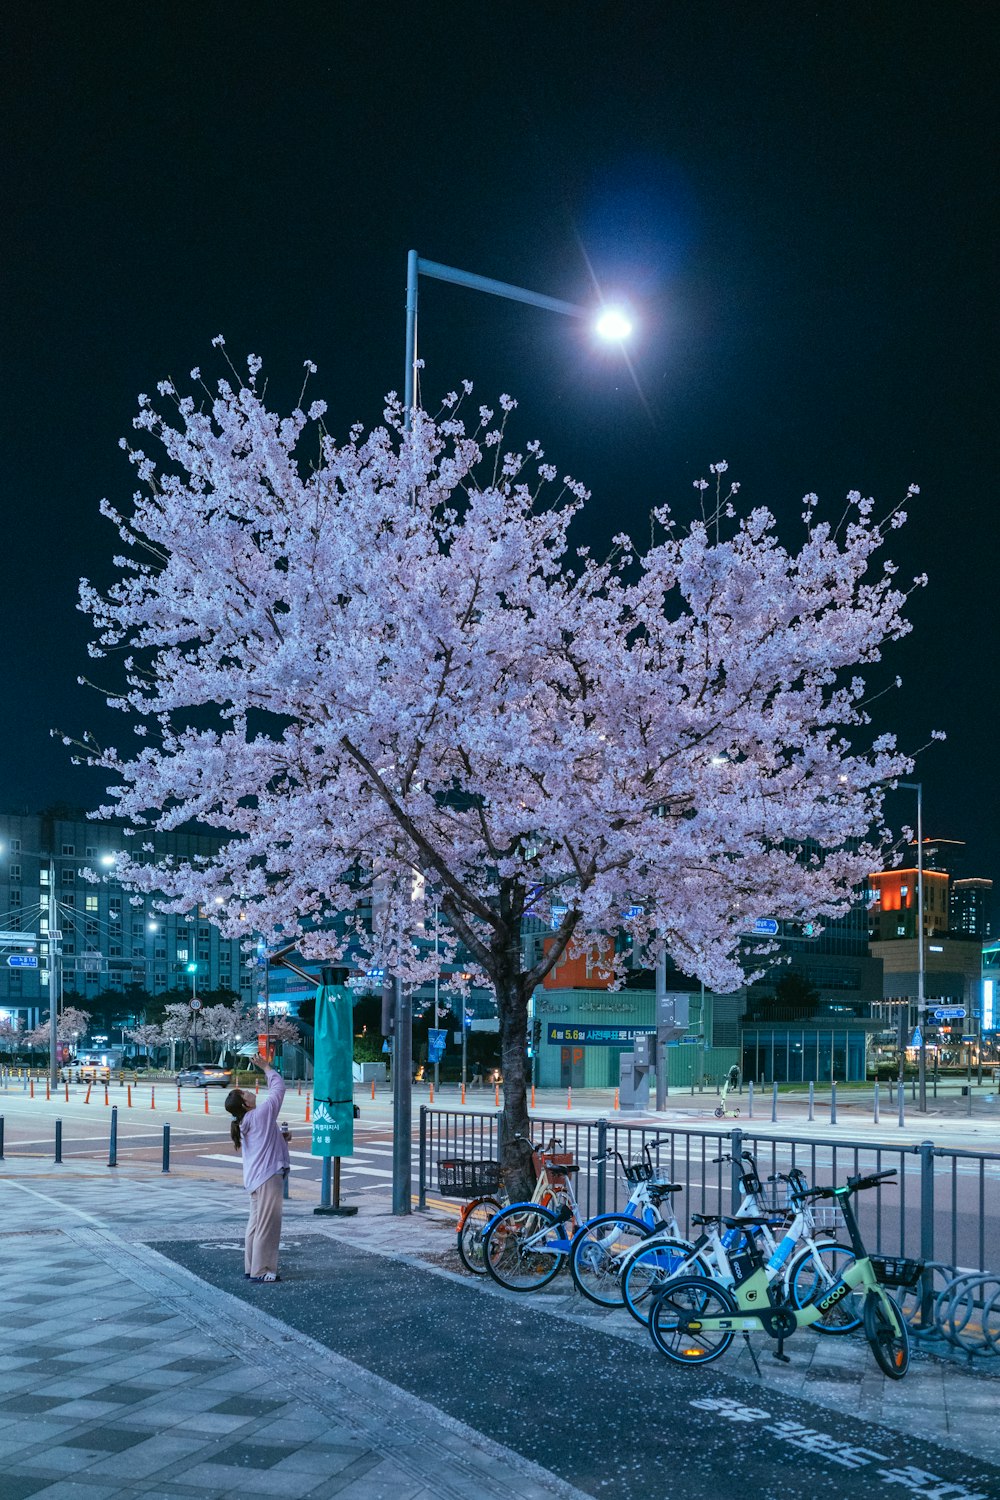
left=224, top=1089, right=249, bottom=1151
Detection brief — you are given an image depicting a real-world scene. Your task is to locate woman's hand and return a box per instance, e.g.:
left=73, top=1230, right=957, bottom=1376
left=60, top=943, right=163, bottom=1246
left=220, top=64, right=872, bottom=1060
left=248, top=1052, right=268, bottom=1071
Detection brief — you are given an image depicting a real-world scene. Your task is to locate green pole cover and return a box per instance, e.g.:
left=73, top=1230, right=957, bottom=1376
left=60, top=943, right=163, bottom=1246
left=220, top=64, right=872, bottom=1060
left=311, top=983, right=355, bottom=1158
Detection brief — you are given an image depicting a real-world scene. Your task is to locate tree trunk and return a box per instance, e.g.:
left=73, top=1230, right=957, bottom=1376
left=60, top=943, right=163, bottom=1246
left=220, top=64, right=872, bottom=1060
left=491, top=960, right=535, bottom=1201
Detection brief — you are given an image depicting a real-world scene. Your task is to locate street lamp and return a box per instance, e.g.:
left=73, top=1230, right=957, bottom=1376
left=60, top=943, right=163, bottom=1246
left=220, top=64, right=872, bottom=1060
left=186, top=961, right=199, bottom=1066
left=898, top=781, right=927, bottom=1110
left=402, top=250, right=633, bottom=430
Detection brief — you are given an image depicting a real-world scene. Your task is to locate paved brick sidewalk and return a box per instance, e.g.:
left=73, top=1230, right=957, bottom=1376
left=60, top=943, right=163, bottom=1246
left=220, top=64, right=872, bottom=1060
left=1, top=1160, right=997, bottom=1497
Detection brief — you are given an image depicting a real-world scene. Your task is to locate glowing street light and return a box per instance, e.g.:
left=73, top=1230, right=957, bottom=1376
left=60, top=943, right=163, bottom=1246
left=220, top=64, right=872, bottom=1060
left=594, top=307, right=633, bottom=342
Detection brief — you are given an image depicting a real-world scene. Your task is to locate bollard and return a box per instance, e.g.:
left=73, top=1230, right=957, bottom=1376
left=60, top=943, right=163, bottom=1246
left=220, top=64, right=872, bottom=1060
left=84, top=1084, right=92, bottom=1105
left=161, top=1123, right=171, bottom=1173
left=203, top=1089, right=209, bottom=1115
left=898, top=1084, right=905, bottom=1129
left=566, top=1086, right=572, bottom=1111
left=614, top=1087, right=620, bottom=1111
left=298, top=1080, right=302, bottom=1095
left=104, top=1086, right=109, bottom=1106
left=461, top=1083, right=466, bottom=1106
left=531, top=1083, right=536, bottom=1111
left=429, top=1082, right=434, bottom=1105
left=127, top=1085, right=132, bottom=1107
left=873, top=1082, right=880, bottom=1124
left=151, top=1086, right=156, bottom=1110
left=808, top=1080, right=814, bottom=1121
left=64, top=1081, right=69, bottom=1103
left=283, top=1170, right=290, bottom=1200
left=46, top=1079, right=51, bottom=1101
left=305, top=1092, right=312, bottom=1123
left=0, top=1114, right=4, bottom=1159
left=108, top=1105, right=118, bottom=1168
left=370, top=1079, right=375, bottom=1101
left=830, top=1082, right=837, bottom=1124
left=255, top=1077, right=259, bottom=1095
left=495, top=1082, right=500, bottom=1107
left=748, top=1080, right=754, bottom=1117
left=55, top=1119, right=62, bottom=1163
left=30, top=1079, right=34, bottom=1099
left=771, top=1082, right=778, bottom=1123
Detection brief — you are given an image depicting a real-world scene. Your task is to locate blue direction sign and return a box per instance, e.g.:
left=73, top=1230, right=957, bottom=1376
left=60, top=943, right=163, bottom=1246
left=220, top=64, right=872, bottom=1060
left=7, top=954, right=38, bottom=968
left=745, top=918, right=779, bottom=936
left=910, top=1026, right=923, bottom=1048
left=932, top=1007, right=966, bottom=1021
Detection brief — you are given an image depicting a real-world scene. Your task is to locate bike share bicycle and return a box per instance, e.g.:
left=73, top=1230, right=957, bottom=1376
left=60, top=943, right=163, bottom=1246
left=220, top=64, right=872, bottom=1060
left=647, top=1168, right=920, bottom=1378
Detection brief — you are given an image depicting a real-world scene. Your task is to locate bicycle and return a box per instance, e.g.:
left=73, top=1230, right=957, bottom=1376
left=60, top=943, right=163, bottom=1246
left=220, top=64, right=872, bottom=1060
left=482, top=1139, right=586, bottom=1291
left=647, top=1168, right=919, bottom=1378
left=450, top=1134, right=561, bottom=1275
left=568, top=1146, right=690, bottom=1307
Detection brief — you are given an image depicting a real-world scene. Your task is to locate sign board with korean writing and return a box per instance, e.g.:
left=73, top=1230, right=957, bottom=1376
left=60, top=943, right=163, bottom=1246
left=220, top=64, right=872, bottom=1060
left=7, top=955, right=38, bottom=968
left=547, top=1023, right=655, bottom=1047
left=744, top=918, right=779, bottom=936
left=0, top=931, right=38, bottom=946
left=932, top=1007, right=966, bottom=1020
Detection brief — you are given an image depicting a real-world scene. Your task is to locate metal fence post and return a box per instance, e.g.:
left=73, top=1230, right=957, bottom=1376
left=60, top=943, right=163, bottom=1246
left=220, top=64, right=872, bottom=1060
left=771, top=1082, right=778, bottom=1122
left=595, top=1118, right=608, bottom=1216
left=0, top=1114, right=4, bottom=1159
left=108, top=1105, right=118, bottom=1168
left=747, top=1081, right=753, bottom=1118
left=898, top=1086, right=905, bottom=1129
left=55, top=1119, right=62, bottom=1163
left=161, top=1123, right=171, bottom=1173
left=418, top=1105, right=428, bottom=1210
left=807, top=1081, right=814, bottom=1121
left=729, top=1126, right=744, bottom=1211
left=873, top=1082, right=880, bottom=1124
left=919, top=1140, right=935, bottom=1327
left=283, top=1170, right=290, bottom=1200
left=830, top=1082, right=837, bottom=1125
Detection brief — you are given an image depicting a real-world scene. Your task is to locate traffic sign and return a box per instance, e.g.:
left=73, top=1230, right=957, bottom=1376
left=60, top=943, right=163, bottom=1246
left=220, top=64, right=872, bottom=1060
left=932, top=1007, right=966, bottom=1021
left=0, top=930, right=37, bottom=946
left=190, top=997, right=202, bottom=1010
left=7, top=955, right=38, bottom=969
left=910, top=1027, right=923, bottom=1048
left=744, top=918, right=779, bottom=936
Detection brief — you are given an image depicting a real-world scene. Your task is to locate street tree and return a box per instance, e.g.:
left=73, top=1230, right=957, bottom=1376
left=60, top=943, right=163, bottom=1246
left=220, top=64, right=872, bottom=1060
left=24, top=1005, right=92, bottom=1049
left=77, top=356, right=925, bottom=1193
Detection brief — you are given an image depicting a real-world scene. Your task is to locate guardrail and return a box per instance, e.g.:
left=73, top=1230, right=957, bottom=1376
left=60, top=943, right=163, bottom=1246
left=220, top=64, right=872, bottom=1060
left=418, top=1106, right=1000, bottom=1356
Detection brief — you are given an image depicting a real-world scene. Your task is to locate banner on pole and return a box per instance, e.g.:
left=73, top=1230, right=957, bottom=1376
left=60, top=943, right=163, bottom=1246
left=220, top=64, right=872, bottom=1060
left=311, top=983, right=355, bottom=1158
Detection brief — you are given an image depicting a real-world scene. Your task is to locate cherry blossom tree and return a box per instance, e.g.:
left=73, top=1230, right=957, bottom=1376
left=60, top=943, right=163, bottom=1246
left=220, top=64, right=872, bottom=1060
left=24, top=1005, right=92, bottom=1049
left=77, top=354, right=925, bottom=1191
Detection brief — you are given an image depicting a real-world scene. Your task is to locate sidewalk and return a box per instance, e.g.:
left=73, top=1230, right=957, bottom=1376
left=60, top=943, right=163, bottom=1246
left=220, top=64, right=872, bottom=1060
left=0, top=1158, right=997, bottom=1500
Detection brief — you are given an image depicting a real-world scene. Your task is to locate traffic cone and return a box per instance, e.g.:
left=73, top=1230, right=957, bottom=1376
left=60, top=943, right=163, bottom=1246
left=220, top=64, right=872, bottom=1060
left=305, top=1092, right=311, bottom=1123
left=176, top=1089, right=182, bottom=1112
left=84, top=1084, right=92, bottom=1104
left=203, top=1089, right=209, bottom=1114
left=151, top=1086, right=155, bottom=1109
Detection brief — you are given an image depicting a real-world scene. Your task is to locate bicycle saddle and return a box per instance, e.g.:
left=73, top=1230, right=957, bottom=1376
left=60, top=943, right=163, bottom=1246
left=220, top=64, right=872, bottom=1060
left=721, top=1214, right=783, bottom=1229
left=689, top=1212, right=721, bottom=1226
left=650, top=1182, right=682, bottom=1194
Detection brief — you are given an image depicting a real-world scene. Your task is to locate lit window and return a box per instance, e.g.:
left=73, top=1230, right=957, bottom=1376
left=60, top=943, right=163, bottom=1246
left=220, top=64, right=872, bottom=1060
left=85, top=895, right=98, bottom=912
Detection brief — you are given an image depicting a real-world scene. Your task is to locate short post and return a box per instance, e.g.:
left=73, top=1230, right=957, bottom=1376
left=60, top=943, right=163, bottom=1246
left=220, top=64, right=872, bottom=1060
left=108, top=1105, right=118, bottom=1168
left=897, top=1084, right=905, bottom=1129
left=0, top=1114, right=4, bottom=1159
left=314, top=1154, right=359, bottom=1216
left=807, top=1080, right=814, bottom=1121
left=830, top=1082, right=837, bottom=1124
left=729, top=1127, right=744, bottom=1210
left=161, top=1122, right=171, bottom=1173
left=595, top=1118, right=608, bottom=1216
left=748, top=1080, right=754, bottom=1118
left=282, top=1170, right=290, bottom=1200
left=770, top=1081, right=778, bottom=1122
left=55, top=1118, right=62, bottom=1163
left=919, top=1140, right=935, bottom=1328
left=873, top=1082, right=880, bottom=1124
left=418, top=1104, right=428, bottom=1210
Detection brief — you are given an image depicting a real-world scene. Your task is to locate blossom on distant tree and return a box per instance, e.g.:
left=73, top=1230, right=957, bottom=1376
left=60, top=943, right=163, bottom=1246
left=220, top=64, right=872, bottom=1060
left=76, top=356, right=924, bottom=1188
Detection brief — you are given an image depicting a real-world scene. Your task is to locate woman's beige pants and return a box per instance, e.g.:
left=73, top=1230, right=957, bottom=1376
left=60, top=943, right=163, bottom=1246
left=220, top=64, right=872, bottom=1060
left=245, top=1172, right=283, bottom=1277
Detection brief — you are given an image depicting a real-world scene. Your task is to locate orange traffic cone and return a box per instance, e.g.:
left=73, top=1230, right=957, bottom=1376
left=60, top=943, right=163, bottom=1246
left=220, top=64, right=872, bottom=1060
left=305, top=1092, right=311, bottom=1123
left=104, top=1086, right=109, bottom=1106
left=176, top=1089, right=182, bottom=1112
left=150, top=1086, right=156, bottom=1109
left=203, top=1089, right=209, bottom=1114
left=84, top=1084, right=92, bottom=1104
left=567, top=1086, right=572, bottom=1111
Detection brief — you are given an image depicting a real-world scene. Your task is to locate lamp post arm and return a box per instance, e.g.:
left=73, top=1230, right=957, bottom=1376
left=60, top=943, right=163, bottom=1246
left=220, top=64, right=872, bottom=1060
left=416, top=257, right=588, bottom=320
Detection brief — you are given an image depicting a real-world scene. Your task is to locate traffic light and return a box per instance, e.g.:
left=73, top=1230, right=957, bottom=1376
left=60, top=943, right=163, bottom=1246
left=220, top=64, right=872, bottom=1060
left=529, top=1018, right=542, bottom=1056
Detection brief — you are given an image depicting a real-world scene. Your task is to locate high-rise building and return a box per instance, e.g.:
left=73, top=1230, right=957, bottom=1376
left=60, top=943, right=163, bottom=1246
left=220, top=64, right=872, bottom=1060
left=950, top=878, right=993, bottom=939
left=0, top=810, right=250, bottom=1033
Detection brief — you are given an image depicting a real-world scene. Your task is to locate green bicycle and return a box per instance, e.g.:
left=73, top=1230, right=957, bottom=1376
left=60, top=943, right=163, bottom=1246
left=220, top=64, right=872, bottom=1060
left=648, top=1168, right=919, bottom=1379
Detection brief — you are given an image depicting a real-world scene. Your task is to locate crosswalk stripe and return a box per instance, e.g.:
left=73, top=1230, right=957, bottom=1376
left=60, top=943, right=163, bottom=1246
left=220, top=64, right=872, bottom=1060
left=199, top=1154, right=307, bottom=1171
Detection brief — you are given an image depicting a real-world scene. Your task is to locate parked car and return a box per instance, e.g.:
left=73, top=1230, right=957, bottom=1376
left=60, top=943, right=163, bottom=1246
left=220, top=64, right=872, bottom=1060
left=59, top=1061, right=111, bottom=1083
left=175, top=1065, right=234, bottom=1089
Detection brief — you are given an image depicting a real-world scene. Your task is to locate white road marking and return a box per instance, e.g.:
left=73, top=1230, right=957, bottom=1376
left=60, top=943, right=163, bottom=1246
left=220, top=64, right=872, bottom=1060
left=198, top=1154, right=307, bottom=1171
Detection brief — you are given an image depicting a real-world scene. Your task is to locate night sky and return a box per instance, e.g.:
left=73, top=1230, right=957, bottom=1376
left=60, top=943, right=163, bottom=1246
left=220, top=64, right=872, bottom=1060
left=3, top=4, right=997, bottom=888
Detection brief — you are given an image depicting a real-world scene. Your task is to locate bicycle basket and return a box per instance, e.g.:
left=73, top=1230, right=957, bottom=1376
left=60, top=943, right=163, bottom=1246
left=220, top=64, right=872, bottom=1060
left=437, top=1159, right=501, bottom=1198
left=870, top=1255, right=924, bottom=1289
left=533, top=1150, right=577, bottom=1177
left=623, top=1159, right=654, bottom=1184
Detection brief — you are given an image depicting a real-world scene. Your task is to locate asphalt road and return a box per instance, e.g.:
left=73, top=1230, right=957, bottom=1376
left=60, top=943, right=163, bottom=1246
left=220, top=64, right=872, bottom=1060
left=157, top=1233, right=1000, bottom=1500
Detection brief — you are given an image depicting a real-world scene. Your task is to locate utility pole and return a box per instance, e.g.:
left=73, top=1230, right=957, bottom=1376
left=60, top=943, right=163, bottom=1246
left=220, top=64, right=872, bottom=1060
left=392, top=976, right=412, bottom=1214
left=900, top=782, right=927, bottom=1110
left=47, top=858, right=61, bottom=1089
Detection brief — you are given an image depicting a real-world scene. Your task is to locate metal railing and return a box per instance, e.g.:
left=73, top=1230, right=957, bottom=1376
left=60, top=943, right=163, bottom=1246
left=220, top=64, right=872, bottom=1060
left=418, top=1106, right=1000, bottom=1355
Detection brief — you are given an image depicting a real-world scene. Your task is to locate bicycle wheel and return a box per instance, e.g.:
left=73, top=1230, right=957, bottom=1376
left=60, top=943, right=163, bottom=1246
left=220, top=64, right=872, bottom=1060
left=622, top=1238, right=707, bottom=1325
left=484, top=1204, right=564, bottom=1291
left=787, top=1241, right=862, bottom=1333
left=456, top=1197, right=502, bottom=1275
left=648, top=1276, right=738, bottom=1365
left=569, top=1214, right=652, bottom=1307
left=864, top=1289, right=909, bottom=1378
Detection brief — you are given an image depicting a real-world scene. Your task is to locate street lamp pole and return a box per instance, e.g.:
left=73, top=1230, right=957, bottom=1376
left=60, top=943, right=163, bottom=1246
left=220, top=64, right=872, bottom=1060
left=47, top=857, right=61, bottom=1089
left=900, top=781, right=926, bottom=1110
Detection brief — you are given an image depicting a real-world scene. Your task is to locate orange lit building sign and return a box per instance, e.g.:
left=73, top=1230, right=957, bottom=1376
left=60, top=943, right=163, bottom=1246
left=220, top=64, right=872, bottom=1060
left=542, top=936, right=615, bottom=990
left=868, top=868, right=948, bottom=912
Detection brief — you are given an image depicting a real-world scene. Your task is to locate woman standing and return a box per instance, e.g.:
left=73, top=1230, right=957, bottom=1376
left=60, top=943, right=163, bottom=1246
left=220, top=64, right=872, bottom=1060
left=224, top=1053, right=287, bottom=1283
